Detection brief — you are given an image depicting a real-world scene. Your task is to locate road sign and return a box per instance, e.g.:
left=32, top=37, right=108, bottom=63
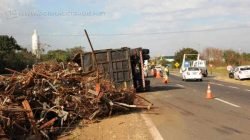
left=227, top=65, right=232, bottom=71
left=184, top=61, right=190, bottom=68
left=175, top=62, right=180, bottom=68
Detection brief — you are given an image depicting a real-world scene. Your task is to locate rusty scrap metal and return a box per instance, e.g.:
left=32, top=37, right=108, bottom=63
left=0, top=61, right=152, bottom=139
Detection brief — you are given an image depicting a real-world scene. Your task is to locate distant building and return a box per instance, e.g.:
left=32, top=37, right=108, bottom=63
left=163, top=56, right=175, bottom=62
left=32, top=29, right=40, bottom=58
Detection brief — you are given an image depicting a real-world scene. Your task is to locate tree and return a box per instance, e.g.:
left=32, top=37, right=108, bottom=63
left=241, top=53, right=250, bottom=65
left=155, top=56, right=169, bottom=66
left=0, top=35, right=21, bottom=52
left=201, top=47, right=223, bottom=66
left=223, top=49, right=240, bottom=65
left=66, top=46, right=84, bottom=58
left=174, top=48, right=198, bottom=64
left=42, top=50, right=70, bottom=62
left=0, top=36, right=36, bottom=73
left=9, top=50, right=36, bottom=71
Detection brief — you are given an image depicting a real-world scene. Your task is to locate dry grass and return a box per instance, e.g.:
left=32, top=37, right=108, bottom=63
left=208, top=67, right=250, bottom=86
left=209, top=67, right=228, bottom=77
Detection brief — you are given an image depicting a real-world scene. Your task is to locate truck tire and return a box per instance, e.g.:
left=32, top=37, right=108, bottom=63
left=203, top=70, right=208, bottom=77
left=145, top=80, right=150, bottom=91
left=143, top=54, right=150, bottom=60
left=229, top=73, right=234, bottom=79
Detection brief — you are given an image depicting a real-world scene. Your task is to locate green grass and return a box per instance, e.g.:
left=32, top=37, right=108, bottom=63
left=209, top=67, right=228, bottom=77
left=209, top=66, right=250, bottom=86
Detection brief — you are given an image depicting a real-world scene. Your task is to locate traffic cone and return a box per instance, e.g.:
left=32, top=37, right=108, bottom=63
left=206, top=84, right=214, bottom=99
left=163, top=75, right=169, bottom=84
left=151, top=69, right=154, bottom=76
left=156, top=71, right=161, bottom=78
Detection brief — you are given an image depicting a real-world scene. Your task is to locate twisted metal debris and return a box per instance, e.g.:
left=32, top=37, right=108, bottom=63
left=0, top=61, right=152, bottom=139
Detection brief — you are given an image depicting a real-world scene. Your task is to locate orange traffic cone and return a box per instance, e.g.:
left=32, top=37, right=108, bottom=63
left=156, top=71, right=161, bottom=78
left=151, top=69, right=154, bottom=76
left=206, top=84, right=214, bottom=99
left=163, top=75, right=169, bottom=84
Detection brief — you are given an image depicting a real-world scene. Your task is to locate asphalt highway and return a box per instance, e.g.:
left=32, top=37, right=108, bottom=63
left=142, top=74, right=250, bottom=140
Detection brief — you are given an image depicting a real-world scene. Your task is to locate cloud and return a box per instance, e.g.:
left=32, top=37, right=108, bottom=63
left=100, top=0, right=250, bottom=55
left=0, top=0, right=34, bottom=11
left=105, top=0, right=250, bottom=33
left=18, top=0, right=34, bottom=5
left=0, top=0, right=34, bottom=22
left=1, top=0, right=250, bottom=55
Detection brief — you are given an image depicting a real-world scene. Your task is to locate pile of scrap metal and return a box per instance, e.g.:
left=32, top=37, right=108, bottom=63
left=0, top=61, right=153, bottom=139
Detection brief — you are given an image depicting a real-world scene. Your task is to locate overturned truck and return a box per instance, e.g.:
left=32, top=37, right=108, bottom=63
left=73, top=47, right=150, bottom=92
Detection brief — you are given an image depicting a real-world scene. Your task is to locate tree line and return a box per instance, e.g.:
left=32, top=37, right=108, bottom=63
left=150, top=47, right=250, bottom=68
left=1, top=35, right=249, bottom=73
left=174, top=47, right=250, bottom=67
left=0, top=35, right=83, bottom=74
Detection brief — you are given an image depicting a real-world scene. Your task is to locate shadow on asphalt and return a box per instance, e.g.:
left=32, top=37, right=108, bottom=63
left=147, top=85, right=183, bottom=93
left=206, top=75, right=216, bottom=78
left=183, top=80, right=203, bottom=82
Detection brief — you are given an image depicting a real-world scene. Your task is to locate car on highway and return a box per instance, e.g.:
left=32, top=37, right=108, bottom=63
left=182, top=67, right=203, bottom=81
left=234, top=65, right=250, bottom=80
left=155, top=65, right=162, bottom=72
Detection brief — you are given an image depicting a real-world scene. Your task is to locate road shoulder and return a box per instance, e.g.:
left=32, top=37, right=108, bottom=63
left=60, top=112, right=153, bottom=140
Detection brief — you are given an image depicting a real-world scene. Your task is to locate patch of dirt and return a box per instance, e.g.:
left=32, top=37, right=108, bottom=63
left=59, top=113, right=152, bottom=140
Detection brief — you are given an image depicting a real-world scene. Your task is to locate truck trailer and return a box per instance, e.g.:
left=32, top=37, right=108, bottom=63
left=73, top=47, right=150, bottom=92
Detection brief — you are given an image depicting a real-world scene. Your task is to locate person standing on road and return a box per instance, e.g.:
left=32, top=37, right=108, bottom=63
left=164, top=66, right=169, bottom=76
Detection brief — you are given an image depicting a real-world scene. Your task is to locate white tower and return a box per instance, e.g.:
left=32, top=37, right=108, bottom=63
left=32, top=29, right=40, bottom=58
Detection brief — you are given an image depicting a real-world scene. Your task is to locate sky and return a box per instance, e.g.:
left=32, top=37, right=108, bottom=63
left=1, top=0, right=250, bottom=56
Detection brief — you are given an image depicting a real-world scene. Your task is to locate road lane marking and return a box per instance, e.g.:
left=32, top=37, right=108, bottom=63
left=215, top=98, right=241, bottom=108
left=246, top=89, right=250, bottom=92
left=227, top=86, right=239, bottom=89
left=210, top=82, right=224, bottom=86
left=176, top=84, right=184, bottom=88
left=141, top=114, right=164, bottom=140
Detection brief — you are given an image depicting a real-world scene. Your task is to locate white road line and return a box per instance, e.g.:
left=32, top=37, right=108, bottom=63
left=210, top=82, right=224, bottom=86
left=227, top=86, right=239, bottom=89
left=176, top=84, right=184, bottom=88
left=246, top=89, right=250, bottom=92
left=215, top=98, right=241, bottom=108
left=141, top=114, right=164, bottom=140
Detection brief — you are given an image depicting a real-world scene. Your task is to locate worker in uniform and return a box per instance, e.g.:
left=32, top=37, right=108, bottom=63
left=164, top=66, right=169, bottom=76
left=163, top=66, right=169, bottom=84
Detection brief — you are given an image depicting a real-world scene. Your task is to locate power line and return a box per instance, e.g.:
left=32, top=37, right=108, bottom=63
left=92, top=26, right=250, bottom=36
left=2, top=26, right=250, bottom=37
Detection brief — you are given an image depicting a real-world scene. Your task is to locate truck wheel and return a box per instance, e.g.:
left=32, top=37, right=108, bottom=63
left=145, top=80, right=150, bottom=91
left=203, top=70, right=208, bottom=77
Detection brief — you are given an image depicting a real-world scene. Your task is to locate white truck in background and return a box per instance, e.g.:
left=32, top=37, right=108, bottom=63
left=180, top=54, right=208, bottom=77
left=192, top=59, right=208, bottom=77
